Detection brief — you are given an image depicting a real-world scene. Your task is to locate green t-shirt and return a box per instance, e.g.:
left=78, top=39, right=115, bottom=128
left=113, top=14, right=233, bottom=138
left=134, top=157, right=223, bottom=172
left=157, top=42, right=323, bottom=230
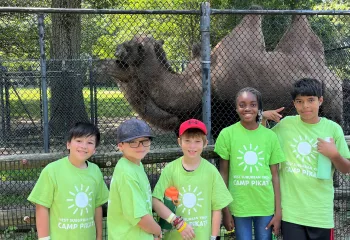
left=214, top=122, right=285, bottom=217
left=152, top=157, right=232, bottom=240
left=273, top=116, right=350, bottom=228
left=28, top=157, right=109, bottom=240
left=107, top=157, right=153, bottom=240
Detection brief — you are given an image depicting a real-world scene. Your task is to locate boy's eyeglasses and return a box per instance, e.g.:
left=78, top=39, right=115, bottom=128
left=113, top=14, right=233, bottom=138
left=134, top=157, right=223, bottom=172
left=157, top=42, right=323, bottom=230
left=125, top=139, right=151, bottom=148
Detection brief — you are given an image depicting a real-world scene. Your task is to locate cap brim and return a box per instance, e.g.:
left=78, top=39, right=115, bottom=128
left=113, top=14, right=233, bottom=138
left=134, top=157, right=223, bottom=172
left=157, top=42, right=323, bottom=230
left=118, top=135, right=154, bottom=143
left=179, top=127, right=207, bottom=136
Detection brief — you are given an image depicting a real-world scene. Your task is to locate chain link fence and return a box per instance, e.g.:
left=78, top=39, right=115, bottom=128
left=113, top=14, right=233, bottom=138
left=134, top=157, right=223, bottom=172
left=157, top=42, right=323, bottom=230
left=0, top=8, right=349, bottom=154
left=0, top=3, right=349, bottom=239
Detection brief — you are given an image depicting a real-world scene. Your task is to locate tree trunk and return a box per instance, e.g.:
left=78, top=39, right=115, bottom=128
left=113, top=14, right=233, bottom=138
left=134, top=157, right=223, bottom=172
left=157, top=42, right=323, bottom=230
left=49, top=0, right=88, bottom=137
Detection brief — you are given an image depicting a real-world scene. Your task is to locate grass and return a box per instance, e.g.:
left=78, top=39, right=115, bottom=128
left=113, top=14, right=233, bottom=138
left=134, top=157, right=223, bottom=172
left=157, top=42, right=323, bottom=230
left=5, top=87, right=134, bottom=119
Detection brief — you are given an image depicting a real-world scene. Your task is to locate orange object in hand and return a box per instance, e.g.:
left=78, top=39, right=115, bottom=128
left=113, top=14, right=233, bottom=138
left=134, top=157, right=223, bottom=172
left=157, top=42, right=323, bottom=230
left=165, top=186, right=179, bottom=205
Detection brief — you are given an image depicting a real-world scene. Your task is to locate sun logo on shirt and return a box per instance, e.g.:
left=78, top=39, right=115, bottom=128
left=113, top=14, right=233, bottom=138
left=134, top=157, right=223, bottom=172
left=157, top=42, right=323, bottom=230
left=290, top=135, right=318, bottom=163
left=66, top=184, right=93, bottom=216
left=237, top=144, right=264, bottom=173
left=178, top=185, right=204, bottom=216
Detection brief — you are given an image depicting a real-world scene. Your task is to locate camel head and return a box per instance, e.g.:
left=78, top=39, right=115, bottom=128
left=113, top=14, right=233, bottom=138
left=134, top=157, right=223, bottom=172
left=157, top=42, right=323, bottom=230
left=114, top=34, right=174, bottom=76
left=98, top=34, right=161, bottom=84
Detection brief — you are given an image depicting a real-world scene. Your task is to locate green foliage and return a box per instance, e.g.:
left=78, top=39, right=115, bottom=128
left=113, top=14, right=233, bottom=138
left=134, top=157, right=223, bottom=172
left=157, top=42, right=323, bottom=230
left=23, top=228, right=37, bottom=240
left=0, top=13, right=40, bottom=59
left=2, top=226, right=18, bottom=239
left=210, top=0, right=323, bottom=10
left=83, top=0, right=203, bottom=62
left=1, top=226, right=37, bottom=240
left=312, top=1, right=350, bottom=80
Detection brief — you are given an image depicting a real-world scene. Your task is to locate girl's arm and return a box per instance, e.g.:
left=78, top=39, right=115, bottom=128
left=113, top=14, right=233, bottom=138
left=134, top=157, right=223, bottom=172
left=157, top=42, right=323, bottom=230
left=266, top=164, right=282, bottom=235
left=262, top=107, right=285, bottom=126
left=36, top=204, right=50, bottom=238
left=271, top=164, right=282, bottom=217
left=219, top=159, right=229, bottom=186
left=219, top=159, right=234, bottom=231
left=94, top=206, right=103, bottom=240
left=211, top=210, right=221, bottom=237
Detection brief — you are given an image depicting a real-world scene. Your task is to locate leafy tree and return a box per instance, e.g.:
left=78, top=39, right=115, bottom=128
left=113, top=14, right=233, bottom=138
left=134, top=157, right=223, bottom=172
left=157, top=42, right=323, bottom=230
left=88, top=0, right=202, bottom=64
left=49, top=0, right=89, bottom=136
left=313, top=0, right=350, bottom=79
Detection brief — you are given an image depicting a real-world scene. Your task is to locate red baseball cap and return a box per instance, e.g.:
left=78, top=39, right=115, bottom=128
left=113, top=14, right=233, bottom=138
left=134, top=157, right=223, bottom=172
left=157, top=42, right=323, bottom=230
left=179, top=119, right=207, bottom=136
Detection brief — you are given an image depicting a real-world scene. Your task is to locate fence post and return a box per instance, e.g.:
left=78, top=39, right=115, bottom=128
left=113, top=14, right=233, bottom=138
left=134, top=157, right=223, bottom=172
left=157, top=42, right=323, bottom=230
left=200, top=2, right=212, bottom=144
left=38, top=14, right=50, bottom=152
left=0, top=64, right=7, bottom=142
left=88, top=57, right=98, bottom=125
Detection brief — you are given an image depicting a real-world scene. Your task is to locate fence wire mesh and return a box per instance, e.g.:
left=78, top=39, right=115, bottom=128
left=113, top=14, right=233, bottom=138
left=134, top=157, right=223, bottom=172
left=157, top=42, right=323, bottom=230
left=0, top=3, right=349, bottom=240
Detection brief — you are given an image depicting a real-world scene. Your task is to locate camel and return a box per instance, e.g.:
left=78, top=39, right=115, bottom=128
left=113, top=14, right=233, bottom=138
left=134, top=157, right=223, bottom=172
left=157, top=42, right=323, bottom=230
left=102, top=13, right=343, bottom=134
left=99, top=34, right=203, bottom=130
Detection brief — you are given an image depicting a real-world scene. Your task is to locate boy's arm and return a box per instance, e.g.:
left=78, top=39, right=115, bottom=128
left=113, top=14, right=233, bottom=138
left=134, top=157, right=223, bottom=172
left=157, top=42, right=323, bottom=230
left=137, top=214, right=162, bottom=237
left=94, top=206, right=103, bottom=240
left=36, top=204, right=50, bottom=238
left=266, top=164, right=282, bottom=235
left=219, top=159, right=234, bottom=231
left=152, top=197, right=195, bottom=239
left=211, top=210, right=221, bottom=237
left=317, top=138, right=350, bottom=173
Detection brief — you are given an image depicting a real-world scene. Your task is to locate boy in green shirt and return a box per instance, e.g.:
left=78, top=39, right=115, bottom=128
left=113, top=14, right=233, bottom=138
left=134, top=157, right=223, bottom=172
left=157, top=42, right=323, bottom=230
left=152, top=119, right=233, bottom=240
left=28, top=122, right=109, bottom=240
left=263, top=78, right=350, bottom=240
left=107, top=118, right=162, bottom=240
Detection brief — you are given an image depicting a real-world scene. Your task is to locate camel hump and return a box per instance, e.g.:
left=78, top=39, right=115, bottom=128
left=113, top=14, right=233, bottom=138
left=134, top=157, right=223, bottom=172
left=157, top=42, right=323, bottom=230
left=275, top=15, right=324, bottom=59
left=230, top=8, right=265, bottom=51
left=133, top=33, right=158, bottom=45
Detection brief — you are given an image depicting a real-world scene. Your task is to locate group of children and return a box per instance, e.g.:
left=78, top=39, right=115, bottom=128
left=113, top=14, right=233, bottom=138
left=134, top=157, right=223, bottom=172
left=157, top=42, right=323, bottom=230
left=28, top=78, right=350, bottom=240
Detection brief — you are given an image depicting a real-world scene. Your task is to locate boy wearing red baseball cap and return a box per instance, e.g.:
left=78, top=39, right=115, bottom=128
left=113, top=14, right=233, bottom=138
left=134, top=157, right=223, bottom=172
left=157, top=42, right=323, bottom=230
left=152, top=119, right=232, bottom=240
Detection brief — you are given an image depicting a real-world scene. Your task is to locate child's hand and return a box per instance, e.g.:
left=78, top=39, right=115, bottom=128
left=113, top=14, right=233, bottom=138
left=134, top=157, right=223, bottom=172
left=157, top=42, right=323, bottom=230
left=317, top=138, right=340, bottom=159
left=262, top=107, right=284, bottom=122
left=153, top=232, right=162, bottom=240
left=265, top=213, right=281, bottom=235
left=179, top=223, right=195, bottom=240
left=222, top=210, right=234, bottom=232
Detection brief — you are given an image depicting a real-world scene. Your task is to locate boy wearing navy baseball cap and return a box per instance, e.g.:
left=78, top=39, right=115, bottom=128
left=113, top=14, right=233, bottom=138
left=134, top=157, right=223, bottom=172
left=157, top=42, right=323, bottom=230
left=152, top=119, right=232, bottom=240
left=107, top=118, right=162, bottom=240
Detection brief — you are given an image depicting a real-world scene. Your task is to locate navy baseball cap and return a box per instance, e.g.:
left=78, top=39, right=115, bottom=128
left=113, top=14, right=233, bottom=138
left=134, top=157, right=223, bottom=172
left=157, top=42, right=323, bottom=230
left=116, top=118, right=153, bottom=144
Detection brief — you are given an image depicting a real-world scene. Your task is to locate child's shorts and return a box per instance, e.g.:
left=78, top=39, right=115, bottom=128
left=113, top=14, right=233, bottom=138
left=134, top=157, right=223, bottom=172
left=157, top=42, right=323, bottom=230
left=281, top=220, right=334, bottom=240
